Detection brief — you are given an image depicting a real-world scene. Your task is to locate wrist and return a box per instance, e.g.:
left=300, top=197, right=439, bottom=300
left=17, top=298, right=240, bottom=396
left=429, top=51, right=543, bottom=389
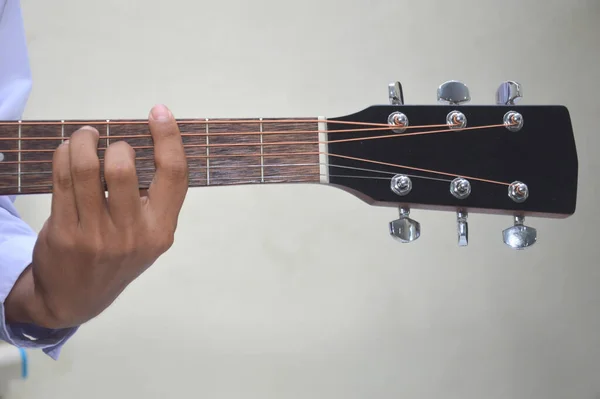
left=4, top=264, right=37, bottom=325
left=4, top=265, right=65, bottom=329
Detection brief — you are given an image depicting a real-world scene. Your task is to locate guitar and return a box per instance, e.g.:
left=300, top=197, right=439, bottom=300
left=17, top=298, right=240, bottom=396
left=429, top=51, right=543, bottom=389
left=0, top=81, right=578, bottom=250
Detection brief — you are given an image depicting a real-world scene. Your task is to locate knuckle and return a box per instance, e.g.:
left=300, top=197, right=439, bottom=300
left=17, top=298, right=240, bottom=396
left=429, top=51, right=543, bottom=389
left=116, top=232, right=137, bottom=256
left=105, top=162, right=136, bottom=182
left=105, top=142, right=136, bottom=182
left=155, top=231, right=175, bottom=253
left=77, top=235, right=105, bottom=258
left=54, top=171, right=73, bottom=190
left=107, top=140, right=135, bottom=158
left=157, top=155, right=188, bottom=180
left=54, top=140, right=70, bottom=155
left=52, top=143, right=73, bottom=188
left=47, top=227, right=75, bottom=251
left=72, top=157, right=100, bottom=179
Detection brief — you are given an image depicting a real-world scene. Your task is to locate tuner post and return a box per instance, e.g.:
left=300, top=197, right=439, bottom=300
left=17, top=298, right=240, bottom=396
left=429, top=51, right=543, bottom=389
left=389, top=207, right=421, bottom=243
left=508, top=181, right=529, bottom=203
left=388, top=111, right=409, bottom=133
left=503, top=111, right=524, bottom=132
left=450, top=177, right=471, bottom=199
left=446, top=111, right=467, bottom=130
left=391, top=174, right=412, bottom=196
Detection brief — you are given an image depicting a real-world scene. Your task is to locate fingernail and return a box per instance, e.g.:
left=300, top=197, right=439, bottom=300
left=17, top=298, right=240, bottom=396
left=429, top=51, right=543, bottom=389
left=151, top=104, right=172, bottom=121
left=80, top=126, right=99, bottom=136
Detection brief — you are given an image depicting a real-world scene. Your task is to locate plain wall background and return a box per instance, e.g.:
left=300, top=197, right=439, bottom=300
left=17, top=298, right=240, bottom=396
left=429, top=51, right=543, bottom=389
left=6, top=0, right=600, bottom=398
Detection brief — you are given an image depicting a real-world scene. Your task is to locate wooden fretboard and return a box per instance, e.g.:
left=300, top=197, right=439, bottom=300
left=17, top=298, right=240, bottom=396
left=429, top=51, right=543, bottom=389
left=0, top=118, right=325, bottom=195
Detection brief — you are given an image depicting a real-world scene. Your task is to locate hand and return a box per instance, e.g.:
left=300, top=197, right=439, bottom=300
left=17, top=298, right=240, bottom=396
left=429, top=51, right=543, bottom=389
left=5, top=105, right=188, bottom=329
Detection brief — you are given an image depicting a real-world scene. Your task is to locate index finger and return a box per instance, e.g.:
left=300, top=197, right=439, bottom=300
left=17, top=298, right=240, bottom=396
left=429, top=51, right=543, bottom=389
left=146, top=105, right=189, bottom=221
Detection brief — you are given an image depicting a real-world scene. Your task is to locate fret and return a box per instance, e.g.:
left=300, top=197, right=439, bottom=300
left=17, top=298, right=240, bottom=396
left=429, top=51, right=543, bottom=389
left=18, top=121, right=22, bottom=193
left=318, top=116, right=329, bottom=184
left=106, top=120, right=110, bottom=146
left=0, top=123, right=19, bottom=195
left=262, top=118, right=320, bottom=183
left=206, top=119, right=210, bottom=186
left=207, top=119, right=262, bottom=185
left=260, top=118, right=264, bottom=183
left=61, top=120, right=65, bottom=141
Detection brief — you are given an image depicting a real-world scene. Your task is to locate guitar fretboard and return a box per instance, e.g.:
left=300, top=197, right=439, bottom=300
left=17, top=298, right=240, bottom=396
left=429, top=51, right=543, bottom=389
left=0, top=118, right=325, bottom=195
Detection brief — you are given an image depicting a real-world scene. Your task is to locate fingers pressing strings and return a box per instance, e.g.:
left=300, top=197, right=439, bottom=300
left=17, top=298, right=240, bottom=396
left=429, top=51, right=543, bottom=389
left=145, top=105, right=188, bottom=224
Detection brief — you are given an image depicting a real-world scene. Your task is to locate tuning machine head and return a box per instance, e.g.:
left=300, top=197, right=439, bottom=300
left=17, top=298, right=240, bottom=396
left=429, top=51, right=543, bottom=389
left=457, top=210, right=468, bottom=247
left=389, top=207, right=420, bottom=243
left=496, top=81, right=522, bottom=105
left=502, top=215, right=537, bottom=250
left=388, top=82, right=404, bottom=105
left=437, top=80, right=471, bottom=105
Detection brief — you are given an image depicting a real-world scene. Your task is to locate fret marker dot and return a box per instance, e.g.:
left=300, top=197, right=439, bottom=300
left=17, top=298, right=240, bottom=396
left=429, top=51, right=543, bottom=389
left=0, top=153, right=4, bottom=162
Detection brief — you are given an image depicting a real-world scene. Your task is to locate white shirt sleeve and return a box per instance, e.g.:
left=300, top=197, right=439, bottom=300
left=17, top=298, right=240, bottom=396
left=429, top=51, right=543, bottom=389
left=0, top=0, right=78, bottom=360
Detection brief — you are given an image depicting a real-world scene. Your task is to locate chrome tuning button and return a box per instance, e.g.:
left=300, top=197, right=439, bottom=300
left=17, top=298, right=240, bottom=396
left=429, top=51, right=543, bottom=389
left=496, top=81, right=522, bottom=105
left=389, top=207, right=420, bottom=243
left=457, top=210, right=468, bottom=247
left=388, top=82, right=404, bottom=105
left=437, top=80, right=471, bottom=105
left=502, top=215, right=537, bottom=250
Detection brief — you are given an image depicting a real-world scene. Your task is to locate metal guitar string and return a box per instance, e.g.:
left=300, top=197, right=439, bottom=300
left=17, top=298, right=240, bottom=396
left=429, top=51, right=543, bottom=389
left=0, top=162, right=451, bottom=181
left=0, top=120, right=517, bottom=189
left=0, top=120, right=440, bottom=141
left=0, top=174, right=411, bottom=192
left=0, top=123, right=507, bottom=153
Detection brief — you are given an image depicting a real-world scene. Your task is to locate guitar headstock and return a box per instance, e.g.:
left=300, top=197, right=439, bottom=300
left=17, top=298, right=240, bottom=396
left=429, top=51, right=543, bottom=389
left=326, top=81, right=578, bottom=249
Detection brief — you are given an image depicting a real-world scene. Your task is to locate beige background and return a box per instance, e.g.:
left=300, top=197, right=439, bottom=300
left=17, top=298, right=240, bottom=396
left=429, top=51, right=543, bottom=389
left=6, top=0, right=600, bottom=398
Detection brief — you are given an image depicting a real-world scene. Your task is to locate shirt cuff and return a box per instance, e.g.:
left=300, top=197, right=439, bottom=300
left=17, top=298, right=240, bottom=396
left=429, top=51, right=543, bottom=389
left=0, top=234, right=78, bottom=360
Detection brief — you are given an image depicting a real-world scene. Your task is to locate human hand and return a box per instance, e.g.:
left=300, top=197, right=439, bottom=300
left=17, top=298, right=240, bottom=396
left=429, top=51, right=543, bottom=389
left=5, top=104, right=188, bottom=329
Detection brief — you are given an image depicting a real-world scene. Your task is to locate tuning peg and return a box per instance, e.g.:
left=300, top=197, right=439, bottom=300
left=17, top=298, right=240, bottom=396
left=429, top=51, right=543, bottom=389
left=388, top=82, right=404, bottom=105
left=457, top=210, right=468, bottom=247
left=502, top=215, right=537, bottom=250
left=389, top=207, right=420, bottom=243
left=496, top=81, right=522, bottom=105
left=437, top=80, right=471, bottom=105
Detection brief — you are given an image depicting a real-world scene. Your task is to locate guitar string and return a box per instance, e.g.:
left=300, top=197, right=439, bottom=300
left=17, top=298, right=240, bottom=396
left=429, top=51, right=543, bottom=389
left=0, top=149, right=509, bottom=187
left=0, top=162, right=453, bottom=183
left=0, top=122, right=517, bottom=188
left=0, top=112, right=519, bottom=141
left=0, top=173, right=420, bottom=193
left=0, top=123, right=450, bottom=142
left=0, top=123, right=507, bottom=154
left=0, top=119, right=423, bottom=128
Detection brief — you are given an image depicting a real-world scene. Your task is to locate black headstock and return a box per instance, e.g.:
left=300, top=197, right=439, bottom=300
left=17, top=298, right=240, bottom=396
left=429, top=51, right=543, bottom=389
left=325, top=81, right=578, bottom=248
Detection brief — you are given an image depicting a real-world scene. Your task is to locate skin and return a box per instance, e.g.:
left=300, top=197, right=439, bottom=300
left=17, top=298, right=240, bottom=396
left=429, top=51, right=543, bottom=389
left=5, top=104, right=189, bottom=329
